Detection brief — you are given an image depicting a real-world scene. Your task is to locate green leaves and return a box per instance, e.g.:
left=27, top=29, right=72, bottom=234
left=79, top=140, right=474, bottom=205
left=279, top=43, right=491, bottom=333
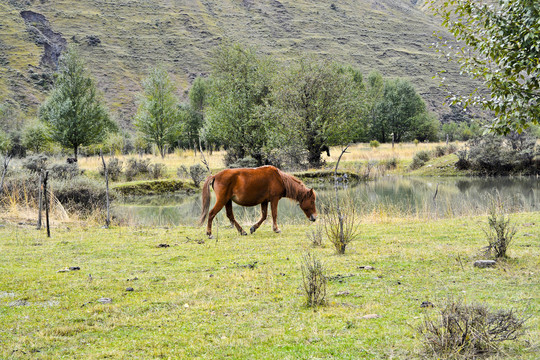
left=431, top=0, right=540, bottom=134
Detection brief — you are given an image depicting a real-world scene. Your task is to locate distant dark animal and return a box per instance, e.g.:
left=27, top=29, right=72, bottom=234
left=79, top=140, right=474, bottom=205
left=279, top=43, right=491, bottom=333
left=199, top=165, right=317, bottom=238
left=66, top=157, right=78, bottom=164
left=321, top=145, right=331, bottom=157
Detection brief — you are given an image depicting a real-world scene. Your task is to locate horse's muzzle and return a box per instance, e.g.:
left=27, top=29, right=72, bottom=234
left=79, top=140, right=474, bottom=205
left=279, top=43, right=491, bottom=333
left=309, top=214, right=317, bottom=222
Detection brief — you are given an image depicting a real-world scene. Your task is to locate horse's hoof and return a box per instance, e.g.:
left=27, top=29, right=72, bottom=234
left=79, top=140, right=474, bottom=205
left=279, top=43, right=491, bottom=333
left=240, top=230, right=247, bottom=236
left=207, top=234, right=214, bottom=239
left=250, top=226, right=256, bottom=234
left=273, top=228, right=281, bottom=234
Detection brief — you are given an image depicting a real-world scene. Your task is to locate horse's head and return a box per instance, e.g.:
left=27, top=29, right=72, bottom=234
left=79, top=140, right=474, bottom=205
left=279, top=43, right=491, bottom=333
left=300, top=188, right=317, bottom=222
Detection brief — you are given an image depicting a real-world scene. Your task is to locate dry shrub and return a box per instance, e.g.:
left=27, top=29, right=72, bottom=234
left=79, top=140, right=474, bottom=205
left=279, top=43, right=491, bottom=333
left=418, top=299, right=527, bottom=358
left=323, top=199, right=360, bottom=254
left=306, top=223, right=324, bottom=247
left=301, top=252, right=327, bottom=307
left=483, top=193, right=517, bottom=258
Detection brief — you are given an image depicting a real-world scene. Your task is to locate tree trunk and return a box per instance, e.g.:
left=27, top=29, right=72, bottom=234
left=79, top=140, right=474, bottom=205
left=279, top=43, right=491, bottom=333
left=100, top=150, right=111, bottom=228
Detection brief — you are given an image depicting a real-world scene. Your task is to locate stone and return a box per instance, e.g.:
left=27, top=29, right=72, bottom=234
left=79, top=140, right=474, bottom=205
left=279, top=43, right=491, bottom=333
left=420, top=301, right=434, bottom=308
left=474, top=260, right=496, bottom=268
left=126, top=287, right=134, bottom=292
left=358, top=265, right=375, bottom=270
left=97, top=297, right=112, bottom=304
left=361, top=314, right=380, bottom=319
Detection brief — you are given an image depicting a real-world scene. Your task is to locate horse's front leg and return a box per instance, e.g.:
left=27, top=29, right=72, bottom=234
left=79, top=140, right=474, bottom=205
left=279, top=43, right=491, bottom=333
left=226, top=200, right=247, bottom=236
left=250, top=201, right=268, bottom=234
left=270, top=199, right=281, bottom=233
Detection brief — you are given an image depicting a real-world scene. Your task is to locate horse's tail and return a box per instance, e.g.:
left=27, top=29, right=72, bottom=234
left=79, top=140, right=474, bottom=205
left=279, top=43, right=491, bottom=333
left=198, top=175, right=214, bottom=226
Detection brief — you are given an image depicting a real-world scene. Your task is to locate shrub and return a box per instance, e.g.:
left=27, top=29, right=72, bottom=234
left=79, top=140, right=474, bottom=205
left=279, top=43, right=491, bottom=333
left=189, top=164, right=207, bottom=187
left=369, top=140, right=380, bottom=149
left=483, top=194, right=517, bottom=258
left=148, top=163, right=166, bottom=179
left=323, top=199, right=360, bottom=254
left=306, top=223, right=324, bottom=247
left=99, top=157, right=123, bottom=182
left=228, top=156, right=258, bottom=169
left=381, top=157, right=398, bottom=170
left=22, top=154, right=49, bottom=173
left=125, top=158, right=150, bottom=181
left=301, top=252, right=327, bottom=307
left=418, top=298, right=527, bottom=358
left=49, top=162, right=79, bottom=180
left=434, top=145, right=447, bottom=157
left=409, top=150, right=431, bottom=170
left=413, top=138, right=420, bottom=146
left=458, top=133, right=539, bottom=175
left=53, top=176, right=114, bottom=214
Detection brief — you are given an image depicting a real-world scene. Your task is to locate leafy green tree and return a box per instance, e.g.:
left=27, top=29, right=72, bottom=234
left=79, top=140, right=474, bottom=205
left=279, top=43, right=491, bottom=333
left=431, top=0, right=540, bottom=134
left=370, top=78, right=429, bottom=143
left=22, top=121, right=51, bottom=153
left=181, top=76, right=210, bottom=150
left=267, top=58, right=364, bottom=167
left=39, top=46, right=115, bottom=159
left=204, top=43, right=273, bottom=166
left=364, top=71, right=385, bottom=142
left=135, top=67, right=182, bottom=158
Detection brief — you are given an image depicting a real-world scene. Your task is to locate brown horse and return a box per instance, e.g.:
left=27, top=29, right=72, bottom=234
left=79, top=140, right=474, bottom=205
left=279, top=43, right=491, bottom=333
left=199, top=165, right=317, bottom=238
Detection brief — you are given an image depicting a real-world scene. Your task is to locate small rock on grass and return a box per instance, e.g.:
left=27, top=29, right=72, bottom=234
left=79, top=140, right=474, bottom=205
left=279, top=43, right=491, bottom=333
left=126, top=287, right=134, bottom=292
left=361, top=314, right=380, bottom=319
left=97, top=298, right=112, bottom=304
left=420, top=301, right=434, bottom=308
left=358, top=265, right=375, bottom=270
left=474, top=260, right=496, bottom=268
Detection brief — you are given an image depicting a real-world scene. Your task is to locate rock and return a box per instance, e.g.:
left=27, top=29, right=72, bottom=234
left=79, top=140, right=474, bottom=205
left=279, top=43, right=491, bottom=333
left=9, top=299, right=29, bottom=307
left=336, top=291, right=351, bottom=296
left=126, top=287, right=134, bottom=292
left=358, top=265, right=375, bottom=270
left=97, top=298, right=112, bottom=304
left=420, top=301, right=434, bottom=308
left=158, top=243, right=170, bottom=248
left=361, top=314, right=380, bottom=319
left=69, top=266, right=80, bottom=271
left=474, top=260, right=496, bottom=268
left=56, top=268, right=69, bottom=273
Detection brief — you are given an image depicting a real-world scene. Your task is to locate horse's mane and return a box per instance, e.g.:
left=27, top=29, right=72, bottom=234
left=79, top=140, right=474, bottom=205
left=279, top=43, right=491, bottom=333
left=278, top=169, right=309, bottom=202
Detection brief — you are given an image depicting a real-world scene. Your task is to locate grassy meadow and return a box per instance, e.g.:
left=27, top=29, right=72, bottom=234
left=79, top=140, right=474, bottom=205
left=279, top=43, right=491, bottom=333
left=1, top=213, right=539, bottom=359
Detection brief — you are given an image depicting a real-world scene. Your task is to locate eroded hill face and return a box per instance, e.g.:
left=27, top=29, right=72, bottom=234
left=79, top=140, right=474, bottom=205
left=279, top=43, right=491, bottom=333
left=0, top=0, right=478, bottom=127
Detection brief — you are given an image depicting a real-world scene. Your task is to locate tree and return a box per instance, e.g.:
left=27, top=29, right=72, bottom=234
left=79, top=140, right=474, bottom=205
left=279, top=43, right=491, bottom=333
left=22, top=121, right=51, bottom=153
left=181, top=76, right=209, bottom=150
left=135, top=67, right=182, bottom=158
left=370, top=78, right=429, bottom=143
left=204, top=43, right=273, bottom=166
left=267, top=58, right=365, bottom=168
left=39, top=46, right=115, bottom=159
left=432, top=0, right=540, bottom=134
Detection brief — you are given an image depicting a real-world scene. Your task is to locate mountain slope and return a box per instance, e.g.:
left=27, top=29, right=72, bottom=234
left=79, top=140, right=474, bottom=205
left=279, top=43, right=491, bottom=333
left=0, top=0, right=477, bottom=128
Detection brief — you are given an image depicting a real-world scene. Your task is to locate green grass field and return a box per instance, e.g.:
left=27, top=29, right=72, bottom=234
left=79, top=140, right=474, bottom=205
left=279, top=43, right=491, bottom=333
left=1, top=213, right=538, bottom=359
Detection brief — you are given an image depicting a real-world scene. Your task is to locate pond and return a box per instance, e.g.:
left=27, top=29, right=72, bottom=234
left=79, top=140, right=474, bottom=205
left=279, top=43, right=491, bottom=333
left=112, top=176, right=539, bottom=227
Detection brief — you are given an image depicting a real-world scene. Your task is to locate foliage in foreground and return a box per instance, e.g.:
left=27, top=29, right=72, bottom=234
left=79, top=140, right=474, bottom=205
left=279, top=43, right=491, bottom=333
left=418, top=298, right=527, bottom=359
left=483, top=194, right=517, bottom=259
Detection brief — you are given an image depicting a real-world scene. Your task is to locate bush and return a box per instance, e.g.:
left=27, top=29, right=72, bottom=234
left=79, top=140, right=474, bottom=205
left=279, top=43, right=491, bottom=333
left=49, top=162, right=79, bottom=180
left=483, top=194, right=517, bottom=258
left=418, top=298, right=527, bottom=358
left=434, top=145, right=447, bottom=157
left=381, top=157, right=398, bottom=170
left=53, top=176, right=113, bottom=214
left=306, top=223, right=324, bottom=247
left=369, top=140, right=380, bottom=149
left=148, top=163, right=166, bottom=179
left=99, top=157, right=123, bottom=182
left=228, top=156, right=258, bottom=169
left=22, top=154, right=49, bottom=173
left=125, top=158, right=150, bottom=181
left=409, top=150, right=431, bottom=170
left=323, top=200, right=360, bottom=254
left=413, top=139, right=420, bottom=146
left=301, top=252, right=327, bottom=307
left=458, top=133, right=539, bottom=175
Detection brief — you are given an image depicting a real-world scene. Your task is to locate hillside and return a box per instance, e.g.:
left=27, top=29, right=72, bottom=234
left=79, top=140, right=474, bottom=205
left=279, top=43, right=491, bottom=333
left=0, top=0, right=478, bottom=128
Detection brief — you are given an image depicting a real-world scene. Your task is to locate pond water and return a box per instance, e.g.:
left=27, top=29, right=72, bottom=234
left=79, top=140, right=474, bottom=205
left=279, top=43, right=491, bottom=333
left=112, top=176, right=539, bottom=227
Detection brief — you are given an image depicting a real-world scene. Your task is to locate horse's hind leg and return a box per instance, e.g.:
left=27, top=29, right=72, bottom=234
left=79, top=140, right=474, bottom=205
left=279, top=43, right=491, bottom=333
left=250, top=201, right=268, bottom=234
left=226, top=200, right=247, bottom=236
left=207, top=199, right=227, bottom=239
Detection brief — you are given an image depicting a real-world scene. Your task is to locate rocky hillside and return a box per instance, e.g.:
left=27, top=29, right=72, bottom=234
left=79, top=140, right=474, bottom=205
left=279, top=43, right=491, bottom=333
left=0, top=0, right=478, bottom=128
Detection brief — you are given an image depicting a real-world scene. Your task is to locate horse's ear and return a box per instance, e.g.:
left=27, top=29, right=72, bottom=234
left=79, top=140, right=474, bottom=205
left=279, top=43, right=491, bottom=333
left=309, top=188, right=314, bottom=196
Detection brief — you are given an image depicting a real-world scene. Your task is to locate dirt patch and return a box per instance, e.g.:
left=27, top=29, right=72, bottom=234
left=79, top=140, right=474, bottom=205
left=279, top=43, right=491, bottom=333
left=20, top=10, right=67, bottom=70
